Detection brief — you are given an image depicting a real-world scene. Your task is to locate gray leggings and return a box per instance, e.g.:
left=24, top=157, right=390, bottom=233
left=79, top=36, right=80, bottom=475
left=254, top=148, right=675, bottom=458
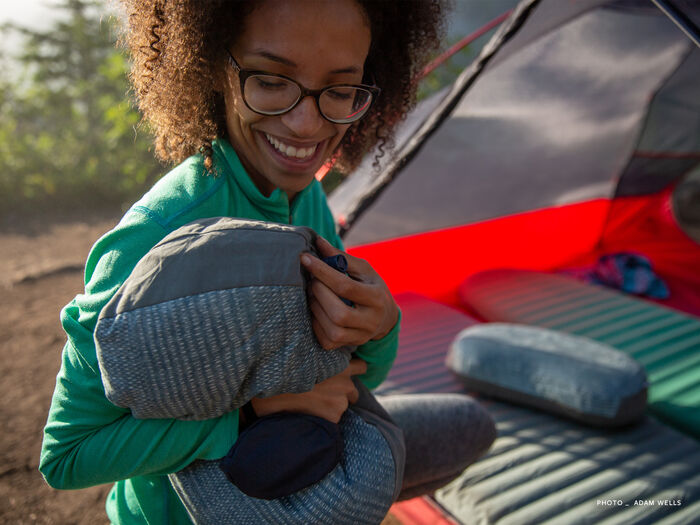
left=377, top=394, right=497, bottom=501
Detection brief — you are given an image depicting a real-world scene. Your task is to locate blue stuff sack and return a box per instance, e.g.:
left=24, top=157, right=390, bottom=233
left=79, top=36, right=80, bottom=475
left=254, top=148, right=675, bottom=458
left=219, top=411, right=343, bottom=500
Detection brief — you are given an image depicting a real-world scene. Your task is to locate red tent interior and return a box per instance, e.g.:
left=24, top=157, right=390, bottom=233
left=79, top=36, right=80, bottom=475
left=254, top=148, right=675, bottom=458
left=349, top=187, right=700, bottom=319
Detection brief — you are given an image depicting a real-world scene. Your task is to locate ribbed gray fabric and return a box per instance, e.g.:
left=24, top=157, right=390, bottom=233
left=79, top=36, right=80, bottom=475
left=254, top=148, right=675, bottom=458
left=446, top=323, right=648, bottom=426
left=94, top=217, right=405, bottom=525
left=170, top=411, right=396, bottom=525
left=97, top=285, right=348, bottom=420
left=95, top=217, right=351, bottom=420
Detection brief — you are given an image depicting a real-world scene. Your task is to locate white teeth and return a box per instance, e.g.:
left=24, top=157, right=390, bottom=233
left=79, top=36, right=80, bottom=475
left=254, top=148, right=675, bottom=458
left=264, top=133, right=317, bottom=160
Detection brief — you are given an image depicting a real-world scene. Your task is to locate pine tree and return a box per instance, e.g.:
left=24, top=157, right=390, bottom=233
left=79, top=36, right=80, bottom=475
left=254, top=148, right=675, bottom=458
left=0, top=0, right=160, bottom=214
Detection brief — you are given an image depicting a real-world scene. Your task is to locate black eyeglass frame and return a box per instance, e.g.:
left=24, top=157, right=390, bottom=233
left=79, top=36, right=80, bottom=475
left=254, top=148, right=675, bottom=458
left=226, top=49, right=381, bottom=124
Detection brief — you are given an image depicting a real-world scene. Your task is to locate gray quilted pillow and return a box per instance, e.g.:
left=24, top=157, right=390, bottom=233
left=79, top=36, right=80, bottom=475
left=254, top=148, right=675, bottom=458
left=446, top=323, right=648, bottom=427
left=95, top=218, right=349, bottom=420
left=94, top=217, right=405, bottom=525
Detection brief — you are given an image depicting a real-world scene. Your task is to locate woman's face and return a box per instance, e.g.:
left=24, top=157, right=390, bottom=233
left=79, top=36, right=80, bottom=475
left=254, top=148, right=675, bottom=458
left=222, top=0, right=371, bottom=200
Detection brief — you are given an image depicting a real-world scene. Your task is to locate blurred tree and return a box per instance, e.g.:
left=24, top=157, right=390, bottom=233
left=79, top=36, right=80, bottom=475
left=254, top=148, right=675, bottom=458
left=0, top=0, right=161, bottom=215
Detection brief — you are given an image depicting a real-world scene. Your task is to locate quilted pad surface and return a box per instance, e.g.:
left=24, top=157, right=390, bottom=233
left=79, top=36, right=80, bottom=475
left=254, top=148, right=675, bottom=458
left=382, top=292, right=700, bottom=525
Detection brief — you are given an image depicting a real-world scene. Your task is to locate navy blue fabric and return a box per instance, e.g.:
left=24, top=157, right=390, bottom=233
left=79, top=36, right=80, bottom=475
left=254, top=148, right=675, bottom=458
left=592, top=252, right=670, bottom=298
left=219, top=412, right=343, bottom=500
left=564, top=252, right=670, bottom=299
left=322, top=255, right=349, bottom=273
left=322, top=255, right=353, bottom=306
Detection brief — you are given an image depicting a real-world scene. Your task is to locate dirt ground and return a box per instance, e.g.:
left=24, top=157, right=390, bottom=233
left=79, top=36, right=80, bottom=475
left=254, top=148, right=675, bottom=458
left=0, top=209, right=402, bottom=525
left=0, top=210, right=121, bottom=525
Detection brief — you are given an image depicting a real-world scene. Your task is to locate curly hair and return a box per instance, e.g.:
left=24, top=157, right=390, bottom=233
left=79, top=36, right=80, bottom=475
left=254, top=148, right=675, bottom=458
left=119, top=0, right=447, bottom=173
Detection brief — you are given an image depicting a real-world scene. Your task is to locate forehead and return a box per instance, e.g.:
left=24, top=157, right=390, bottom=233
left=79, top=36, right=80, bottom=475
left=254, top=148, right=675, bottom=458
left=233, top=0, right=371, bottom=69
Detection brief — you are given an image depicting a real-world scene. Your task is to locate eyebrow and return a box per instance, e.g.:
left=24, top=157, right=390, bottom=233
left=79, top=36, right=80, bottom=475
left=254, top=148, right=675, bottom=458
left=248, top=49, right=361, bottom=75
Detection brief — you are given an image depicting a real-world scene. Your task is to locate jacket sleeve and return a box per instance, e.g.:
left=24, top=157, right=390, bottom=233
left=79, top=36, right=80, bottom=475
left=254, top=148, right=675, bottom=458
left=353, top=310, right=401, bottom=389
left=39, top=211, right=238, bottom=490
left=40, top=340, right=238, bottom=489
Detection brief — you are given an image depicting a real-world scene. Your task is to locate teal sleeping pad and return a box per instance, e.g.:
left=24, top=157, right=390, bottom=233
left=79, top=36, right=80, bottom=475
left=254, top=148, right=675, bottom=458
left=381, top=292, right=700, bottom=525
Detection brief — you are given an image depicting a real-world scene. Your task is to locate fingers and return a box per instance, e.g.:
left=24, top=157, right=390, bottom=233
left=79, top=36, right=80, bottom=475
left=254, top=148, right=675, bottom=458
left=303, top=236, right=398, bottom=346
left=316, top=237, right=372, bottom=281
left=309, top=371, right=360, bottom=421
left=347, top=386, right=359, bottom=405
left=339, top=370, right=360, bottom=406
left=247, top=360, right=367, bottom=424
left=310, top=278, right=363, bottom=327
left=339, top=359, right=365, bottom=405
left=347, top=358, right=368, bottom=376
left=314, top=237, right=368, bottom=274
left=302, top=254, right=363, bottom=305
left=301, top=237, right=373, bottom=300
left=309, top=295, right=367, bottom=349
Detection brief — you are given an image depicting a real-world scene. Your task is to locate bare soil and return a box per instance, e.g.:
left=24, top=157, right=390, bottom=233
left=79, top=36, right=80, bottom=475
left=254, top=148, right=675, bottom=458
left=1, top=210, right=121, bottom=525
left=0, top=210, right=401, bottom=524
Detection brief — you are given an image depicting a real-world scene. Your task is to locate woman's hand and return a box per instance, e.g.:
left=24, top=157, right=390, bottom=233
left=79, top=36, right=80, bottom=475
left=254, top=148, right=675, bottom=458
left=301, top=236, right=399, bottom=350
left=249, top=359, right=367, bottom=424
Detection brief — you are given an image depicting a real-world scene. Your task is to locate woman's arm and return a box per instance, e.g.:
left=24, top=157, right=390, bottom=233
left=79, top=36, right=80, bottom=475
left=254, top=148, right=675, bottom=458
left=40, top=210, right=239, bottom=489
left=250, top=359, right=367, bottom=423
left=40, top=339, right=238, bottom=489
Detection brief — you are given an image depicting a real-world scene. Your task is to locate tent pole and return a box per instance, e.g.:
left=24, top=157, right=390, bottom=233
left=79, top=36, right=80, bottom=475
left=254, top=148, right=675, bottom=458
left=336, top=0, right=541, bottom=238
left=651, top=0, right=700, bottom=48
left=420, top=10, right=514, bottom=79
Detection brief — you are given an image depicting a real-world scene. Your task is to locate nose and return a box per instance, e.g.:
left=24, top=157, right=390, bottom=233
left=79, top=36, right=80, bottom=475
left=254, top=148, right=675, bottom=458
left=280, top=96, right=325, bottom=138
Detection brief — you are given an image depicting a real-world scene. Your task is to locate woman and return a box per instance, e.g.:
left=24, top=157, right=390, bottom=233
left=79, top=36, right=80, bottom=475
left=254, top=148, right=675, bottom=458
left=40, top=1, right=496, bottom=523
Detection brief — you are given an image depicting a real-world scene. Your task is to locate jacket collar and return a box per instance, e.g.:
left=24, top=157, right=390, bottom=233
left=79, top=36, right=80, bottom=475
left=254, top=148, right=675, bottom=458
left=212, top=138, right=315, bottom=221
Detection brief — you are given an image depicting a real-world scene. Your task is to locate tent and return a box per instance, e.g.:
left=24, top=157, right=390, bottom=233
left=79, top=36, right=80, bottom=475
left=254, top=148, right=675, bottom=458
left=329, top=1, right=700, bottom=523
left=332, top=0, right=700, bottom=314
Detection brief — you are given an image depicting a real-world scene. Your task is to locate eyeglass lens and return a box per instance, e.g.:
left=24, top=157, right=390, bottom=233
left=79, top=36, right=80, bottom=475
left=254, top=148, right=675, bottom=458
left=243, top=75, right=372, bottom=123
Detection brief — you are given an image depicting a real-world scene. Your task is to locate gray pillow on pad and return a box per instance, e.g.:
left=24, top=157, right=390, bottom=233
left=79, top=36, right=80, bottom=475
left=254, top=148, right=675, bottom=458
left=446, top=323, right=647, bottom=427
left=94, top=217, right=405, bottom=525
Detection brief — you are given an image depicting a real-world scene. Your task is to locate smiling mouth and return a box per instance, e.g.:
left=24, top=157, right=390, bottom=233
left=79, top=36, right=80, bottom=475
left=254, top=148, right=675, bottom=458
left=264, top=133, right=318, bottom=160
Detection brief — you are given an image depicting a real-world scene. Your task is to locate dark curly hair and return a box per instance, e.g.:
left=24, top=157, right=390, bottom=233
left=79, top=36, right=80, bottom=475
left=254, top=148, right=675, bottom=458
left=119, top=0, right=447, bottom=173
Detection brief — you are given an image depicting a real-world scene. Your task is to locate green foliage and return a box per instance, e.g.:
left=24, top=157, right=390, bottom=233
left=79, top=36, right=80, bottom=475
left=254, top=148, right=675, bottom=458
left=417, top=57, right=464, bottom=103
left=0, top=0, right=161, bottom=215
left=416, top=36, right=483, bottom=103
left=320, top=168, right=344, bottom=195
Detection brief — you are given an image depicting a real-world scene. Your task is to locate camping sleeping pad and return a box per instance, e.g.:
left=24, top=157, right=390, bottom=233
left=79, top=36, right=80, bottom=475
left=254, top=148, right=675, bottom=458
left=380, top=292, right=700, bottom=525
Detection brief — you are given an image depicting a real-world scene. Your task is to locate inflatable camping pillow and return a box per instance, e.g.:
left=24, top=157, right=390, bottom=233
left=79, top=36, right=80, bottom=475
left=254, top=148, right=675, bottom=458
left=95, top=217, right=405, bottom=525
left=446, top=323, right=647, bottom=427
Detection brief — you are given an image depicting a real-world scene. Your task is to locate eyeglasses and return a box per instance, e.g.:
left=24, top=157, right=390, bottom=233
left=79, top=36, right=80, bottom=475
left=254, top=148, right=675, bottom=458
left=226, top=50, right=380, bottom=124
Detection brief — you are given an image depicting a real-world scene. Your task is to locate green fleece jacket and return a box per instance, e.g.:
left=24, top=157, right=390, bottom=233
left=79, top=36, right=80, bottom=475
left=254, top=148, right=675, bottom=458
left=39, top=138, right=400, bottom=524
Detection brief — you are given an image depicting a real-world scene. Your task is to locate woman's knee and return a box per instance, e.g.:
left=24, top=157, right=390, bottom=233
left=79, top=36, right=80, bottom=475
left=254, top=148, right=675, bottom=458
left=378, top=393, right=496, bottom=488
